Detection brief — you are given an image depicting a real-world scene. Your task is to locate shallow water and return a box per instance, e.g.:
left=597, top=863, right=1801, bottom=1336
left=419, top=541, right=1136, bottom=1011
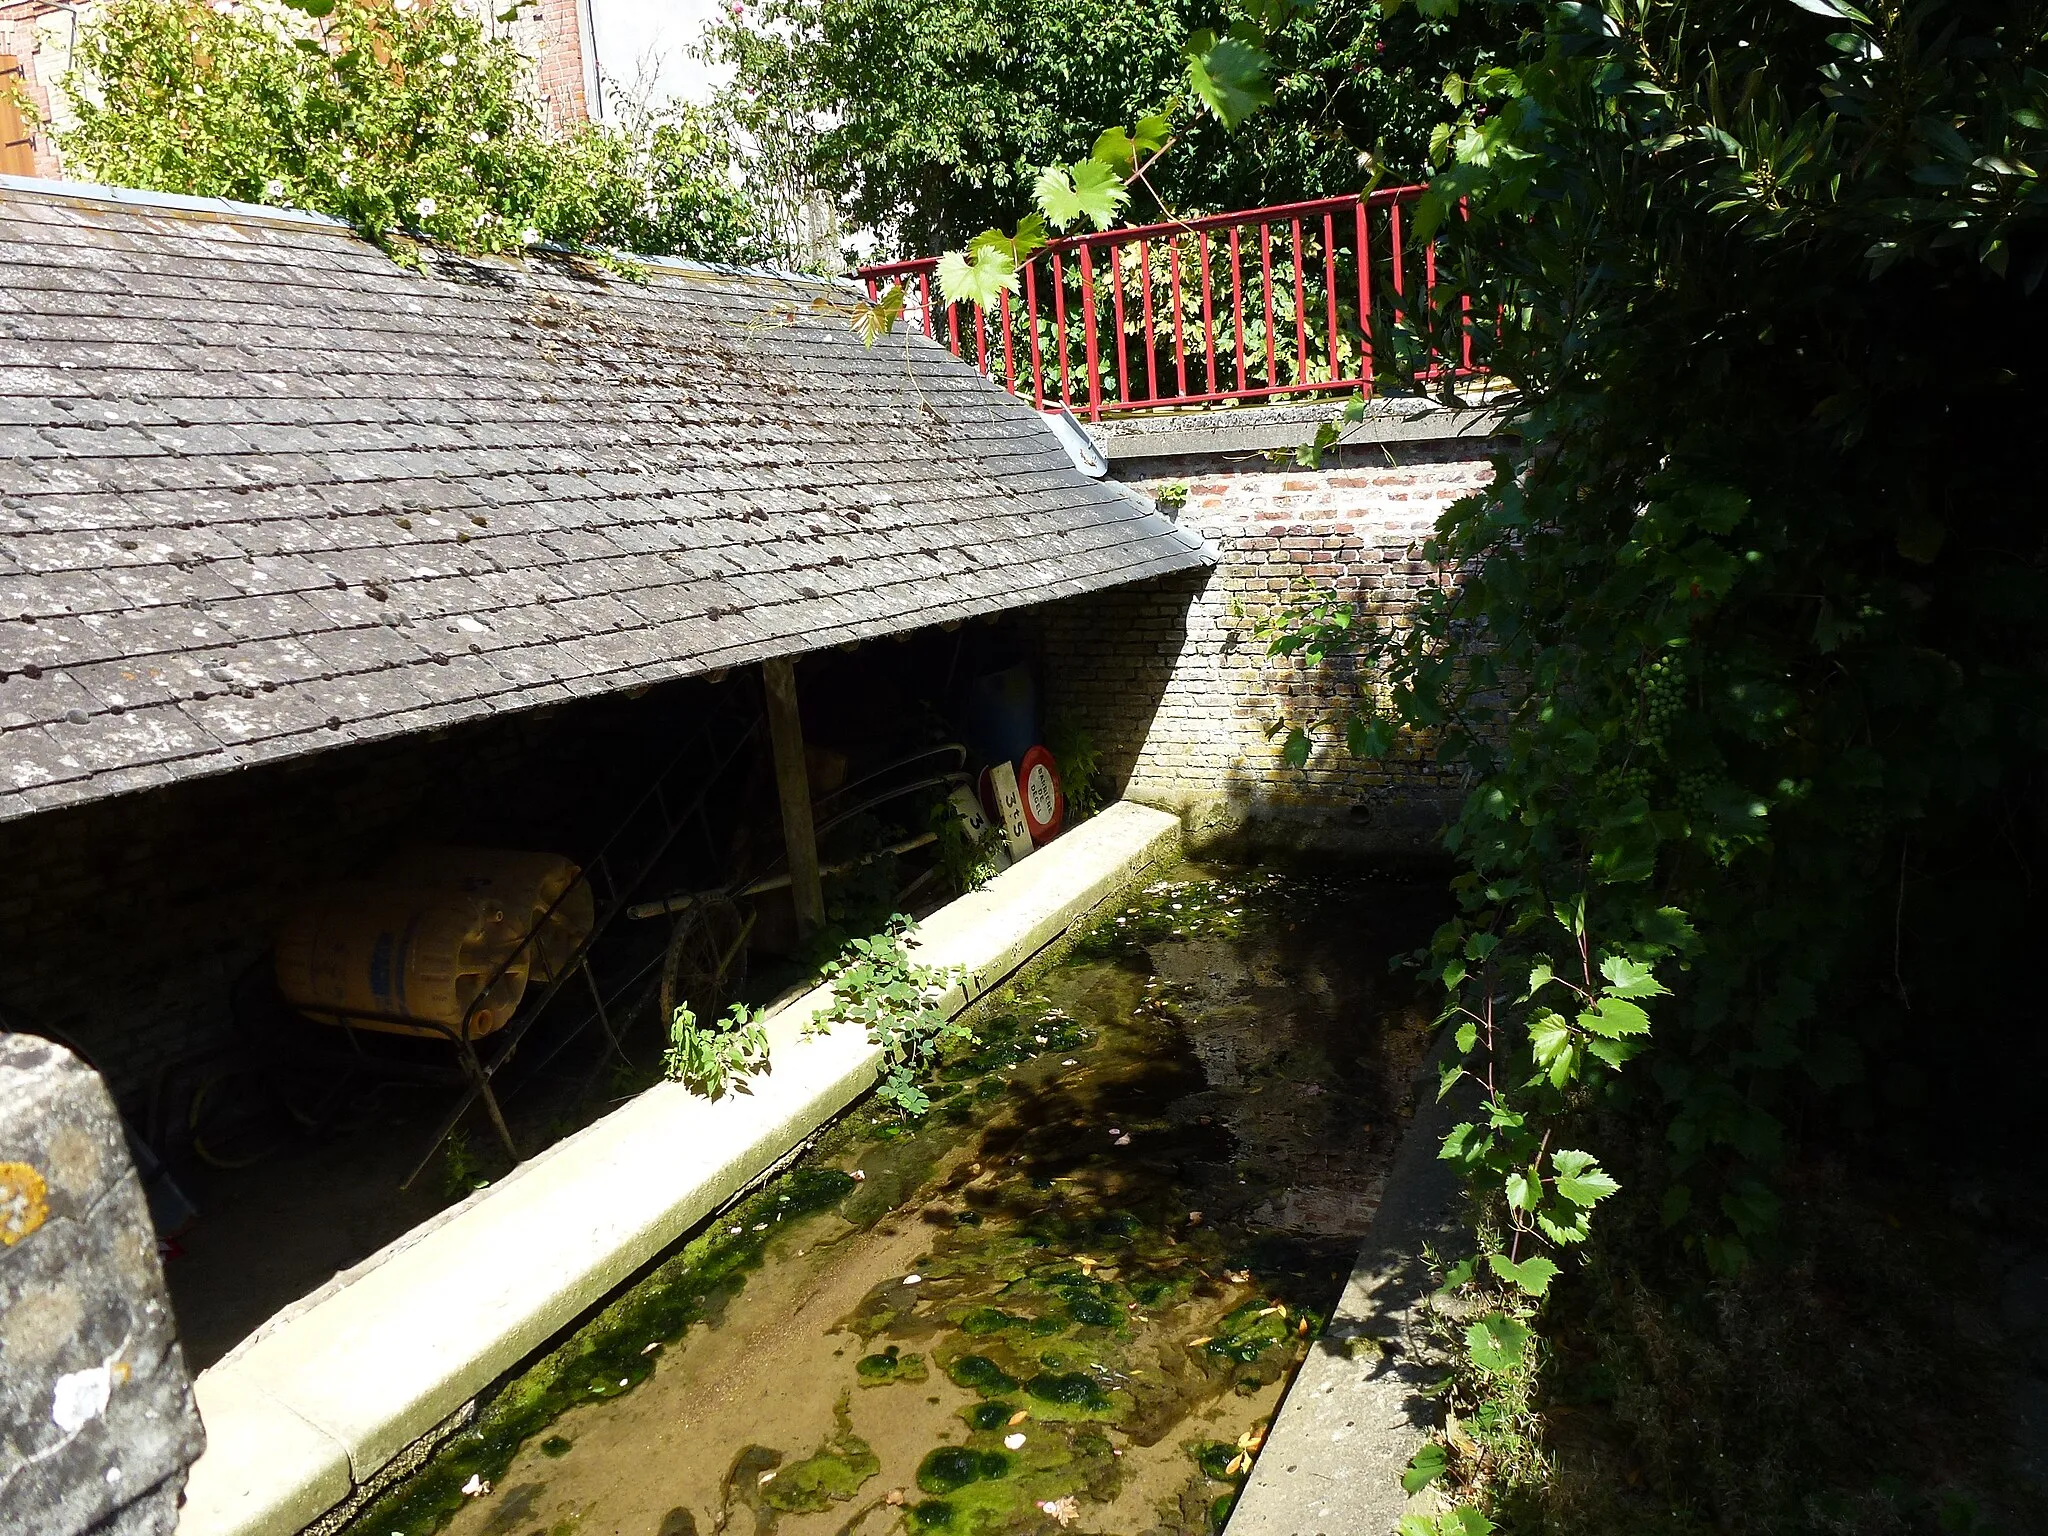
left=349, top=862, right=1442, bottom=1536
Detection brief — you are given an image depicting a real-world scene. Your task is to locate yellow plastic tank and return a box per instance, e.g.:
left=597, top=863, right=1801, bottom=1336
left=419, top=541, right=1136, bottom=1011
left=379, top=848, right=594, bottom=983
left=274, top=882, right=532, bottom=1040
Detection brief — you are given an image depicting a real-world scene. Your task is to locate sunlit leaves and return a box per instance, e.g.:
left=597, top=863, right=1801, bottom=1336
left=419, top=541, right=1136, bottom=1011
left=1488, top=1252, right=1561, bottom=1297
left=1032, top=157, right=1129, bottom=232
left=850, top=283, right=905, bottom=346
left=1551, top=1149, right=1620, bottom=1208
left=1185, top=30, right=1275, bottom=129
left=936, top=243, right=1019, bottom=309
left=1464, top=1314, right=1530, bottom=1373
left=1091, top=114, right=1170, bottom=175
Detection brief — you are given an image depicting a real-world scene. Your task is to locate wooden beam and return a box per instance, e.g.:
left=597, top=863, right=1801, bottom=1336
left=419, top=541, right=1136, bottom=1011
left=761, top=656, right=825, bottom=937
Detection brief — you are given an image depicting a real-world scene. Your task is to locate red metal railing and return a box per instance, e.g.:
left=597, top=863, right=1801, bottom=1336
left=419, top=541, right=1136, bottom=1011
left=857, top=187, right=1481, bottom=421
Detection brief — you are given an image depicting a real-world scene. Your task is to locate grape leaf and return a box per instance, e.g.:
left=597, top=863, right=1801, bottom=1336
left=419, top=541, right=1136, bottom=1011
left=1598, top=953, right=1667, bottom=997
left=1578, top=995, right=1650, bottom=1039
left=1551, top=1149, right=1620, bottom=1206
left=1527, top=1009, right=1575, bottom=1087
left=850, top=284, right=905, bottom=347
left=1032, top=158, right=1129, bottom=232
left=1464, top=1314, right=1530, bottom=1373
left=1401, top=1442, right=1448, bottom=1493
left=936, top=244, right=1019, bottom=310
left=968, top=214, right=1048, bottom=268
left=1185, top=31, right=1275, bottom=129
left=1092, top=113, right=1171, bottom=174
left=1488, top=1252, right=1560, bottom=1297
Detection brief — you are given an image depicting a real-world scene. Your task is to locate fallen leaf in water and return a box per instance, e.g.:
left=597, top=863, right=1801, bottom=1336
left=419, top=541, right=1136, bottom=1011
left=640, top=1341, right=661, bottom=1354
left=1298, top=1318, right=1311, bottom=1335
left=1114, top=1134, right=1131, bottom=1146
left=1008, top=1410, right=1030, bottom=1425
left=759, top=1470, right=777, bottom=1485
left=1225, top=1452, right=1250, bottom=1476
left=885, top=1489, right=906, bottom=1506
left=1225, top=1269, right=1252, bottom=1284
left=1188, top=1336, right=1213, bottom=1347
left=459, top=1474, right=490, bottom=1497
left=1005, top=1433, right=1027, bottom=1449
left=1238, top=1427, right=1267, bottom=1452
left=902, top=1274, right=922, bottom=1285
left=852, top=1170, right=866, bottom=1181
left=1038, top=1495, right=1081, bottom=1527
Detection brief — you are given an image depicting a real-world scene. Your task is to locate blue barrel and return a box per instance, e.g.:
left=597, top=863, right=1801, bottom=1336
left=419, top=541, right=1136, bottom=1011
left=957, top=664, right=1038, bottom=768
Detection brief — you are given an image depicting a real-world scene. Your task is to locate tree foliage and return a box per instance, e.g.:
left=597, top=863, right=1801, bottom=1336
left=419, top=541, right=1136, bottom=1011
left=705, top=0, right=1506, bottom=255
left=1274, top=0, right=2048, bottom=1304
left=60, top=0, right=766, bottom=261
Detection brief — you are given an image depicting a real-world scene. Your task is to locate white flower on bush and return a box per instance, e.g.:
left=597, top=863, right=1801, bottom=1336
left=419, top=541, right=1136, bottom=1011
left=210, top=0, right=233, bottom=13
left=335, top=170, right=351, bottom=188
left=469, top=130, right=489, bottom=146
left=263, top=178, right=285, bottom=202
left=522, top=226, right=542, bottom=246
left=392, top=0, right=413, bottom=11
left=414, top=196, right=437, bottom=218
left=438, top=52, right=457, bottom=67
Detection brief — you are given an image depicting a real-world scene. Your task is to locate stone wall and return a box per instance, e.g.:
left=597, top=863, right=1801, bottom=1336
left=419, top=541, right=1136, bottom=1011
left=1032, top=438, right=1499, bottom=851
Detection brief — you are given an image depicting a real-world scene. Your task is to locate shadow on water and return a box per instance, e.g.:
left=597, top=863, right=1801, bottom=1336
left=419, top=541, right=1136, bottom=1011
left=348, top=860, right=1447, bottom=1536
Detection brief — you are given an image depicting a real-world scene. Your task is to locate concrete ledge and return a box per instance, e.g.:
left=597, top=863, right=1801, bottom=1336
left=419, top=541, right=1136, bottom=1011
left=1094, top=397, right=1512, bottom=463
left=1225, top=1028, right=1468, bottom=1536
left=176, top=802, right=1183, bottom=1535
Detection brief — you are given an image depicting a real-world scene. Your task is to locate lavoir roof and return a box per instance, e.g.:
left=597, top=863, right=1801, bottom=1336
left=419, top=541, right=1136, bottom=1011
left=0, top=178, right=1210, bottom=821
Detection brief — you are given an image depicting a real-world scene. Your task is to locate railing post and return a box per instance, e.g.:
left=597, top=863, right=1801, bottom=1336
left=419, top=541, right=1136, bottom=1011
left=1079, top=245, right=1102, bottom=422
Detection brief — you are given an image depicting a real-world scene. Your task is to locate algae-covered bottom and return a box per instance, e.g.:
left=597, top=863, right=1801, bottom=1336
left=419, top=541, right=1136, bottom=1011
left=347, top=861, right=1442, bottom=1536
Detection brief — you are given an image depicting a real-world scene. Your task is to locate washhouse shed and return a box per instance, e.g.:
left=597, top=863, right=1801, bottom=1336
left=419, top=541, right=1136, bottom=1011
left=0, top=175, right=1214, bottom=1531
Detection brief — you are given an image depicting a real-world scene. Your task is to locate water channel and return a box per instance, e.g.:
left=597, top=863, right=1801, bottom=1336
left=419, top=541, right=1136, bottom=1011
left=347, top=860, right=1443, bottom=1536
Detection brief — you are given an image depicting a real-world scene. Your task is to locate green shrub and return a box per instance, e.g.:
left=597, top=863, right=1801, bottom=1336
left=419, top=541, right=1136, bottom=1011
left=60, top=0, right=765, bottom=261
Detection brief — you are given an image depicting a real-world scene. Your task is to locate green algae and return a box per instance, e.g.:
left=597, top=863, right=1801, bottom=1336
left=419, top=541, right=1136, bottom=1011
left=916, top=1445, right=1011, bottom=1494
left=910, top=1499, right=957, bottom=1529
left=854, top=1343, right=928, bottom=1385
left=946, top=1354, right=1021, bottom=1395
left=341, top=1165, right=857, bottom=1536
left=965, top=1401, right=1016, bottom=1431
left=1023, top=1372, right=1113, bottom=1414
left=539, top=1435, right=573, bottom=1458
left=758, top=1395, right=879, bottom=1513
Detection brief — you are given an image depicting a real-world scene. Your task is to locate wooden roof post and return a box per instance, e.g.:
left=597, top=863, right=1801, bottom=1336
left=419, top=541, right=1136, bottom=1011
left=761, top=656, right=825, bottom=938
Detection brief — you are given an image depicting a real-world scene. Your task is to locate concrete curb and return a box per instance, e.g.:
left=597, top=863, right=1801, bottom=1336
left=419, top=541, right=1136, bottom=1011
left=175, top=802, right=1183, bottom=1536
left=1225, top=1027, right=1469, bottom=1536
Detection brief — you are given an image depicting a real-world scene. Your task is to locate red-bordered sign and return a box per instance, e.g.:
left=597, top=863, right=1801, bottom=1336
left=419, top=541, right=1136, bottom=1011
left=1016, top=746, right=1065, bottom=844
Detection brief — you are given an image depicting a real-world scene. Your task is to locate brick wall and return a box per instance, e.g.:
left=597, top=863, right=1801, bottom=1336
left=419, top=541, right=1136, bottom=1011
left=0, top=3, right=78, bottom=180
left=1033, top=439, right=1500, bottom=850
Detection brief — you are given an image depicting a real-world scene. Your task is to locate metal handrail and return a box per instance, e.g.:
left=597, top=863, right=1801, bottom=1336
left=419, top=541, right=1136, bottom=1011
left=857, top=186, right=1483, bottom=421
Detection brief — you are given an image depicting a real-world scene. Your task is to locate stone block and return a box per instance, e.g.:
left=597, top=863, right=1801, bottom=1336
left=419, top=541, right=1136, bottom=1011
left=0, top=1033, right=203, bottom=1536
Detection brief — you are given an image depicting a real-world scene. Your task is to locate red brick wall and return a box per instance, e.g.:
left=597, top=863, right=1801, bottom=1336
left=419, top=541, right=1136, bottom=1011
left=1032, top=441, right=1500, bottom=850
left=529, top=0, right=593, bottom=127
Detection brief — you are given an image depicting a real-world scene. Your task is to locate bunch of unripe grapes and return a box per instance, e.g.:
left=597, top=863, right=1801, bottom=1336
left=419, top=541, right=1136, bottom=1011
left=1629, top=653, right=1684, bottom=746
left=1595, top=762, right=1655, bottom=802
left=1675, top=768, right=1715, bottom=815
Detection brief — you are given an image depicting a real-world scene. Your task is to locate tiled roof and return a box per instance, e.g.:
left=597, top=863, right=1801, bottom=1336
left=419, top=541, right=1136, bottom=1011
left=0, top=179, right=1210, bottom=821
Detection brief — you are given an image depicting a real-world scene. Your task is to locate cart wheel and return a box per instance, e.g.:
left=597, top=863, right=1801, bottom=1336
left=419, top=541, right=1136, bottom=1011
left=658, top=895, right=752, bottom=1033
left=187, top=1068, right=292, bottom=1170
